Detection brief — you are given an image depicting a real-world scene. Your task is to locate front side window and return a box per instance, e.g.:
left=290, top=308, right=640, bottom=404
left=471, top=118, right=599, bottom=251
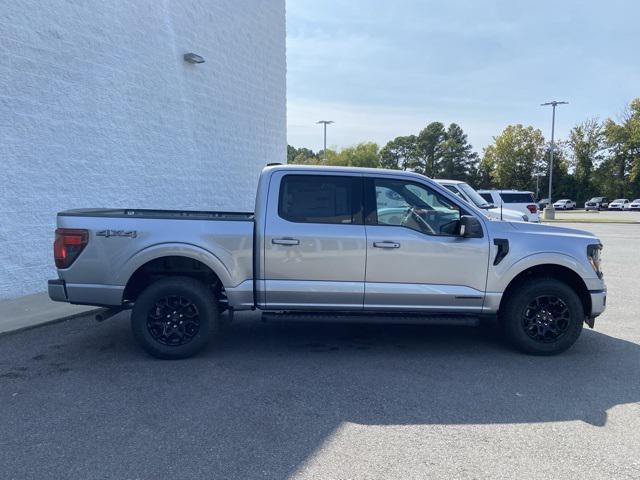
left=369, top=178, right=461, bottom=235
left=278, top=174, right=360, bottom=224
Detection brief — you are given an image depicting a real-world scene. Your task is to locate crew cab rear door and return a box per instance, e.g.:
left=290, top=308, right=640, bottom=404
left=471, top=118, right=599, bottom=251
left=363, top=176, right=490, bottom=312
left=262, top=171, right=366, bottom=310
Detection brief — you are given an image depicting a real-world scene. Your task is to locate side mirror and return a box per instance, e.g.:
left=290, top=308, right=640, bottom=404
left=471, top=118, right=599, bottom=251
left=459, top=215, right=483, bottom=238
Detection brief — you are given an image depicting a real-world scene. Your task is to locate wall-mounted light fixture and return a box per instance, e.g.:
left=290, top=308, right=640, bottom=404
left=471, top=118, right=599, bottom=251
left=183, top=53, right=205, bottom=64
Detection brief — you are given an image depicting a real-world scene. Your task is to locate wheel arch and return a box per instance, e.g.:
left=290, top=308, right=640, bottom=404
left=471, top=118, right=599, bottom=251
left=119, top=244, right=232, bottom=304
left=499, top=263, right=592, bottom=317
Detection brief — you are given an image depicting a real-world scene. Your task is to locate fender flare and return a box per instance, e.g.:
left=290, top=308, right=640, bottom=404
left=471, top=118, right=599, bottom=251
left=116, top=242, right=233, bottom=289
left=493, top=251, right=590, bottom=294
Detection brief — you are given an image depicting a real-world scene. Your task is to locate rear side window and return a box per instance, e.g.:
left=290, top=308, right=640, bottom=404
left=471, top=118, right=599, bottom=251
left=500, top=192, right=534, bottom=203
left=479, top=193, right=493, bottom=203
left=278, top=174, right=361, bottom=224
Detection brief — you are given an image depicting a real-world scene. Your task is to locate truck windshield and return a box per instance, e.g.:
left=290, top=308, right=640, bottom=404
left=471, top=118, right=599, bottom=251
left=458, top=183, right=494, bottom=209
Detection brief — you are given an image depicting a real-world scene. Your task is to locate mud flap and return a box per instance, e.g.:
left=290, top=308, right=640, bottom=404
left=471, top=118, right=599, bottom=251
left=585, top=316, right=595, bottom=329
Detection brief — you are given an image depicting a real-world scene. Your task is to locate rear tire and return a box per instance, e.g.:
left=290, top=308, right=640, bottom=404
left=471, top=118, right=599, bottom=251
left=131, top=277, right=219, bottom=359
left=500, top=278, right=584, bottom=355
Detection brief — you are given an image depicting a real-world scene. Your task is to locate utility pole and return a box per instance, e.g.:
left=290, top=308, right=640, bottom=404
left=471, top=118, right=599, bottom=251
left=540, top=101, right=568, bottom=219
left=316, top=120, right=334, bottom=163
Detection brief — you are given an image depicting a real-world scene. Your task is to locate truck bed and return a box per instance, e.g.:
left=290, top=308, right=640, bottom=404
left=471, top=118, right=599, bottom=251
left=58, top=208, right=254, bottom=221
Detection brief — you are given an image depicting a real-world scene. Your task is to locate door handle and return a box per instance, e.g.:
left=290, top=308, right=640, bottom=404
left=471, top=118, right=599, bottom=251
left=373, top=241, right=400, bottom=249
left=272, top=238, right=300, bottom=246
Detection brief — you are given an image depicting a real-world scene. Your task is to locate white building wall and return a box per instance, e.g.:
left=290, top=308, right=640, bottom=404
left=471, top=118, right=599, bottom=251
left=0, top=0, right=286, bottom=299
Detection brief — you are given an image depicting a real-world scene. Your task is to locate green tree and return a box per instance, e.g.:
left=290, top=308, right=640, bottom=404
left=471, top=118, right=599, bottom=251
left=567, top=118, right=603, bottom=203
left=287, top=145, right=319, bottom=165
left=329, top=142, right=380, bottom=168
left=379, top=135, right=418, bottom=170
left=440, top=123, right=478, bottom=180
left=540, top=141, right=574, bottom=201
left=482, top=125, right=545, bottom=191
left=415, top=122, right=446, bottom=176
left=602, top=98, right=640, bottom=198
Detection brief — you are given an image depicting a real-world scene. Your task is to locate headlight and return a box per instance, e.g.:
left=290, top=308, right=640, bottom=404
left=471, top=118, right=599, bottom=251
left=587, top=243, right=603, bottom=278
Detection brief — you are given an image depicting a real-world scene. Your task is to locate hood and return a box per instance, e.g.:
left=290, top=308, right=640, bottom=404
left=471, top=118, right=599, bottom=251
left=485, top=207, right=525, bottom=221
left=509, top=221, right=597, bottom=240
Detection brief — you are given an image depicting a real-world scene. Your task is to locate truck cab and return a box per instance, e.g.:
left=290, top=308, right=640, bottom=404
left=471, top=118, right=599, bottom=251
left=49, top=166, right=607, bottom=359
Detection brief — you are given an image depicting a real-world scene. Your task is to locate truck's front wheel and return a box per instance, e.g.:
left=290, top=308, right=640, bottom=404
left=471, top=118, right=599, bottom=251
left=500, top=278, right=584, bottom=355
left=131, top=277, right=219, bottom=359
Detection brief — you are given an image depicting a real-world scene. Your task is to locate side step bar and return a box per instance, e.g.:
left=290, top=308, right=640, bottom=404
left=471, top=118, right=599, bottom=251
left=261, top=312, right=481, bottom=327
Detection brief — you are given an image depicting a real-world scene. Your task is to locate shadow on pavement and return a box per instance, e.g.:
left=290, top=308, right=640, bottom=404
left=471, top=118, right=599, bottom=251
left=0, top=312, right=638, bottom=479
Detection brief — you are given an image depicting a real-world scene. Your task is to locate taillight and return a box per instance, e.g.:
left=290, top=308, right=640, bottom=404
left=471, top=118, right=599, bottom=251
left=54, top=228, right=88, bottom=268
left=526, top=204, right=538, bottom=214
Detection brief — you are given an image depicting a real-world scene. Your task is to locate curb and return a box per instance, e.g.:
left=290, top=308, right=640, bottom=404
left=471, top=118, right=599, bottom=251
left=0, top=307, right=104, bottom=338
left=0, top=292, right=104, bottom=337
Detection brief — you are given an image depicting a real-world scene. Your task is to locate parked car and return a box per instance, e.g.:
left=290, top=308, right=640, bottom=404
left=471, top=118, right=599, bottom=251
left=49, top=165, right=606, bottom=358
left=629, top=199, right=640, bottom=211
left=553, top=199, right=576, bottom=210
left=477, top=190, right=540, bottom=222
left=435, top=179, right=527, bottom=222
left=538, top=198, right=551, bottom=209
left=608, top=199, right=630, bottom=210
left=585, top=197, right=609, bottom=211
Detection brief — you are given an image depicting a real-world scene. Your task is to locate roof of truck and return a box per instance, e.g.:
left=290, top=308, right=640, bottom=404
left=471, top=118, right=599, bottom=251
left=264, top=164, right=432, bottom=179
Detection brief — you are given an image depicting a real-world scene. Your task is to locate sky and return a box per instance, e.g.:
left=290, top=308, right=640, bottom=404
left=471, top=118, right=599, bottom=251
left=286, top=0, right=639, bottom=154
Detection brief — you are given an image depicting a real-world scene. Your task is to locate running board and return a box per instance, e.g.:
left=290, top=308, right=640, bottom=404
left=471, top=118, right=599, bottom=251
left=261, top=312, right=481, bottom=327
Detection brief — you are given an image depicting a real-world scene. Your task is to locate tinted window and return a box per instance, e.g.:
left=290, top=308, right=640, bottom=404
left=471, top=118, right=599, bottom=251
left=370, top=178, right=461, bottom=236
left=278, top=175, right=360, bottom=224
left=500, top=192, right=535, bottom=203
left=479, top=193, right=493, bottom=203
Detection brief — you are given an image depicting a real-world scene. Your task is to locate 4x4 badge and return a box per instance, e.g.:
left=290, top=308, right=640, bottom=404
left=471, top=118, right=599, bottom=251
left=96, top=230, right=137, bottom=239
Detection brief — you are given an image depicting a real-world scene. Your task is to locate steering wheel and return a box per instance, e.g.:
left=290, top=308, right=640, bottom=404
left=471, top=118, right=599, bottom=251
left=401, top=206, right=436, bottom=235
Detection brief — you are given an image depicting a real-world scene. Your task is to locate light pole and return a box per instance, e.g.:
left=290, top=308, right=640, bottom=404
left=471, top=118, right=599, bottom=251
left=533, top=171, right=544, bottom=201
left=316, top=120, right=334, bottom=163
left=540, top=101, right=568, bottom=219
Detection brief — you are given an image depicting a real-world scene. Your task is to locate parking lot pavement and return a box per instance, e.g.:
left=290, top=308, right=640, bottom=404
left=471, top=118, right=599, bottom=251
left=1, top=223, right=639, bottom=480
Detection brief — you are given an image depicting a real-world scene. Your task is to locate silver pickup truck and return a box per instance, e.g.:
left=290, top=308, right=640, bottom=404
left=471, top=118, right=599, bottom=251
left=49, top=165, right=606, bottom=358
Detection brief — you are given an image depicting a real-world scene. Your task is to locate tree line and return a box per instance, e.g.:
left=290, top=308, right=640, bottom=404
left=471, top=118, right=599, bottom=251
left=287, top=97, right=640, bottom=203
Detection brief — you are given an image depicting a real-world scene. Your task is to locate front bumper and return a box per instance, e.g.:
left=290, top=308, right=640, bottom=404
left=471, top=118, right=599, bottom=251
left=589, top=289, right=607, bottom=318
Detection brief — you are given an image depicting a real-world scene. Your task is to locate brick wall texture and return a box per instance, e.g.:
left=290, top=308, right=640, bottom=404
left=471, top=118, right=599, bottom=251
left=0, top=0, right=286, bottom=299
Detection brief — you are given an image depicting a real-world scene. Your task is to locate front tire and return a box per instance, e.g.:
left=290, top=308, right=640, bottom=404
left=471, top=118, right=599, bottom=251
left=131, top=277, right=219, bottom=359
left=500, top=278, right=584, bottom=355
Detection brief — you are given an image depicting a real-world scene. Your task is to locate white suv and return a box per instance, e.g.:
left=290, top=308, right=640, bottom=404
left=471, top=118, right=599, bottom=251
left=435, top=180, right=527, bottom=222
left=477, top=190, right=540, bottom=222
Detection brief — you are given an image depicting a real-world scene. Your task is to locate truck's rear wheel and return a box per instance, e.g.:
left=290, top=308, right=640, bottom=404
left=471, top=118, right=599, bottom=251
left=500, top=278, right=584, bottom=355
left=131, top=277, right=219, bottom=359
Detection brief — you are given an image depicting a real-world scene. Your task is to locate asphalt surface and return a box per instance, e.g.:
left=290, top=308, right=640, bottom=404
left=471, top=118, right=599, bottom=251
left=1, top=223, right=639, bottom=480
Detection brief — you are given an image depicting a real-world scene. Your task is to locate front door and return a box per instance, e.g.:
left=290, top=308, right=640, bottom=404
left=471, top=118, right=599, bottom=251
left=364, top=176, right=490, bottom=312
left=263, top=172, right=366, bottom=310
